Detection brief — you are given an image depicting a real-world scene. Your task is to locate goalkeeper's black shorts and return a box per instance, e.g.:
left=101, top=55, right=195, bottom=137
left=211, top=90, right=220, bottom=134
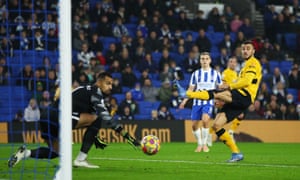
left=40, top=106, right=59, bottom=141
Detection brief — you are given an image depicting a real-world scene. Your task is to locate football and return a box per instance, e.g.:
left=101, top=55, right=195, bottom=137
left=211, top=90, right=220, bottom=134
left=141, top=135, right=160, bottom=155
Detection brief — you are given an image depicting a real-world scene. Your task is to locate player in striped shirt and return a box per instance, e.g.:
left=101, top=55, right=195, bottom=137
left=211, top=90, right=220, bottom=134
left=180, top=52, right=222, bottom=152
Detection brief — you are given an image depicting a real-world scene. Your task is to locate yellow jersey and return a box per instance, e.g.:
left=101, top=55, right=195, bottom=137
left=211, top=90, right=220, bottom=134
left=228, top=56, right=262, bottom=103
left=222, top=68, right=238, bottom=84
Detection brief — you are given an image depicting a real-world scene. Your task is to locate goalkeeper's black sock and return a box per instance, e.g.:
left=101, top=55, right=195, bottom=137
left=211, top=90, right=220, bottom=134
left=80, top=118, right=102, bottom=153
left=30, top=147, right=59, bottom=159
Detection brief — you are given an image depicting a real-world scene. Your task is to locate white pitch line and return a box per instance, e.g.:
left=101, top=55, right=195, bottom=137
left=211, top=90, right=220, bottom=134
left=91, top=157, right=300, bottom=168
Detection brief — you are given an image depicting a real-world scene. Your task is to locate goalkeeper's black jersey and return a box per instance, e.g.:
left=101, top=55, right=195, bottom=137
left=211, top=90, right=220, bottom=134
left=72, top=85, right=108, bottom=116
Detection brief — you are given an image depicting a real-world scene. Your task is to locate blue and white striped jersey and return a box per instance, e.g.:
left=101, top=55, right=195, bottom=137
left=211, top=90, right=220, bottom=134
left=189, top=68, right=222, bottom=106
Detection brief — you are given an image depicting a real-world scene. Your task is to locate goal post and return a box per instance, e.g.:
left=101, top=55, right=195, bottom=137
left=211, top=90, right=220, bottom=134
left=58, top=0, right=72, bottom=179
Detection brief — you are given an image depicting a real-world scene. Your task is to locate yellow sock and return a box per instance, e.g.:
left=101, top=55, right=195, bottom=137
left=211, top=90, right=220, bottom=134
left=218, top=129, right=240, bottom=153
left=186, top=90, right=210, bottom=100
left=230, top=118, right=241, bottom=131
left=209, top=127, right=215, bottom=134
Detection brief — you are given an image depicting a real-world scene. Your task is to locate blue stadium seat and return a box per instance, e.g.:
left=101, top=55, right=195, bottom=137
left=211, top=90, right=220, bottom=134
left=151, top=80, right=162, bottom=87
left=138, top=101, right=154, bottom=117
left=124, top=23, right=137, bottom=37
left=100, top=37, right=118, bottom=50
left=135, top=114, right=151, bottom=120
left=151, top=52, right=162, bottom=64
left=279, top=61, right=293, bottom=75
left=268, top=60, right=280, bottom=72
left=284, top=33, right=297, bottom=51
left=212, top=32, right=224, bottom=46
left=170, top=108, right=191, bottom=120
left=113, top=93, right=125, bottom=103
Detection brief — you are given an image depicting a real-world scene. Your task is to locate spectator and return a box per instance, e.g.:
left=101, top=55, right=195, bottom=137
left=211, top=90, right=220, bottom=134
left=183, top=50, right=199, bottom=73
left=119, top=47, right=133, bottom=70
left=111, top=78, right=122, bottom=94
left=151, top=110, right=159, bottom=120
left=158, top=78, right=173, bottom=105
left=108, top=59, right=122, bottom=73
left=141, top=78, right=159, bottom=102
left=97, top=15, right=113, bottom=37
left=121, top=64, right=138, bottom=88
left=73, top=30, right=88, bottom=51
left=39, top=90, right=52, bottom=117
left=89, top=33, right=103, bottom=53
left=158, top=48, right=172, bottom=72
left=272, top=81, right=287, bottom=105
left=118, top=105, right=134, bottom=121
left=164, top=9, right=177, bottom=31
left=33, top=30, right=45, bottom=51
left=113, top=17, right=129, bottom=38
left=13, top=110, right=23, bottom=122
left=268, top=43, right=286, bottom=61
left=89, top=2, right=105, bottom=23
left=77, top=43, right=96, bottom=68
left=158, top=23, right=173, bottom=40
left=244, top=100, right=264, bottom=120
left=157, top=103, right=175, bottom=120
left=286, top=104, right=299, bottom=120
left=216, top=47, right=230, bottom=70
left=192, top=10, right=208, bottom=31
left=219, top=33, right=235, bottom=55
left=159, top=62, right=173, bottom=82
left=19, top=30, right=30, bottom=50
left=130, top=82, right=144, bottom=101
left=230, top=14, right=243, bottom=32
left=146, top=30, right=161, bottom=52
left=23, top=98, right=40, bottom=122
left=257, top=81, right=271, bottom=107
left=288, top=66, right=300, bottom=89
left=207, top=7, right=220, bottom=27
left=285, top=93, right=297, bottom=109
left=116, top=35, right=132, bottom=53
left=177, top=11, right=190, bottom=31
left=214, top=15, right=230, bottom=32
left=46, top=28, right=58, bottom=51
left=272, top=13, right=289, bottom=47
left=265, top=99, right=281, bottom=120
left=137, top=52, right=158, bottom=74
left=139, top=69, right=151, bottom=85
left=195, top=28, right=211, bottom=53
left=118, top=91, right=139, bottom=115
left=170, top=88, right=184, bottom=108
left=105, top=43, right=120, bottom=65
left=137, top=19, right=148, bottom=38
left=260, top=54, right=271, bottom=76
left=238, top=17, right=255, bottom=39
left=271, top=67, right=286, bottom=89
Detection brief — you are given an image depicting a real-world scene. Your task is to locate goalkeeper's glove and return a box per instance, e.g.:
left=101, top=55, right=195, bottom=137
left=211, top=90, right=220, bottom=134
left=94, top=136, right=108, bottom=149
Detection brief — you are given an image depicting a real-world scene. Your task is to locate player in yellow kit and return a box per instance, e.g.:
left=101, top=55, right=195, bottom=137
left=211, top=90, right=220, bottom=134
left=186, top=41, right=262, bottom=162
left=221, top=56, right=243, bottom=142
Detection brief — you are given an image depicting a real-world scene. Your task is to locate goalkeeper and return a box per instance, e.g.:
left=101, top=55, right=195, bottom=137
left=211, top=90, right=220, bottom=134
left=8, top=72, right=140, bottom=168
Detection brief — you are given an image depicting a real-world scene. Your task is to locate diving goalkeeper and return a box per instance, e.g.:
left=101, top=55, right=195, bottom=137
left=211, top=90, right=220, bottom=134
left=8, top=72, right=140, bottom=168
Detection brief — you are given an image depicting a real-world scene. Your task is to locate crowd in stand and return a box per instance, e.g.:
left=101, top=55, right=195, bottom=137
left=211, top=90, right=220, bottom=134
left=1, top=0, right=300, bottom=121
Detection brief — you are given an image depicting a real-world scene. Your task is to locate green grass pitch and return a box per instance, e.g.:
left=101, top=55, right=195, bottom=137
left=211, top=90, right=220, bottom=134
left=1, top=142, right=300, bottom=180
